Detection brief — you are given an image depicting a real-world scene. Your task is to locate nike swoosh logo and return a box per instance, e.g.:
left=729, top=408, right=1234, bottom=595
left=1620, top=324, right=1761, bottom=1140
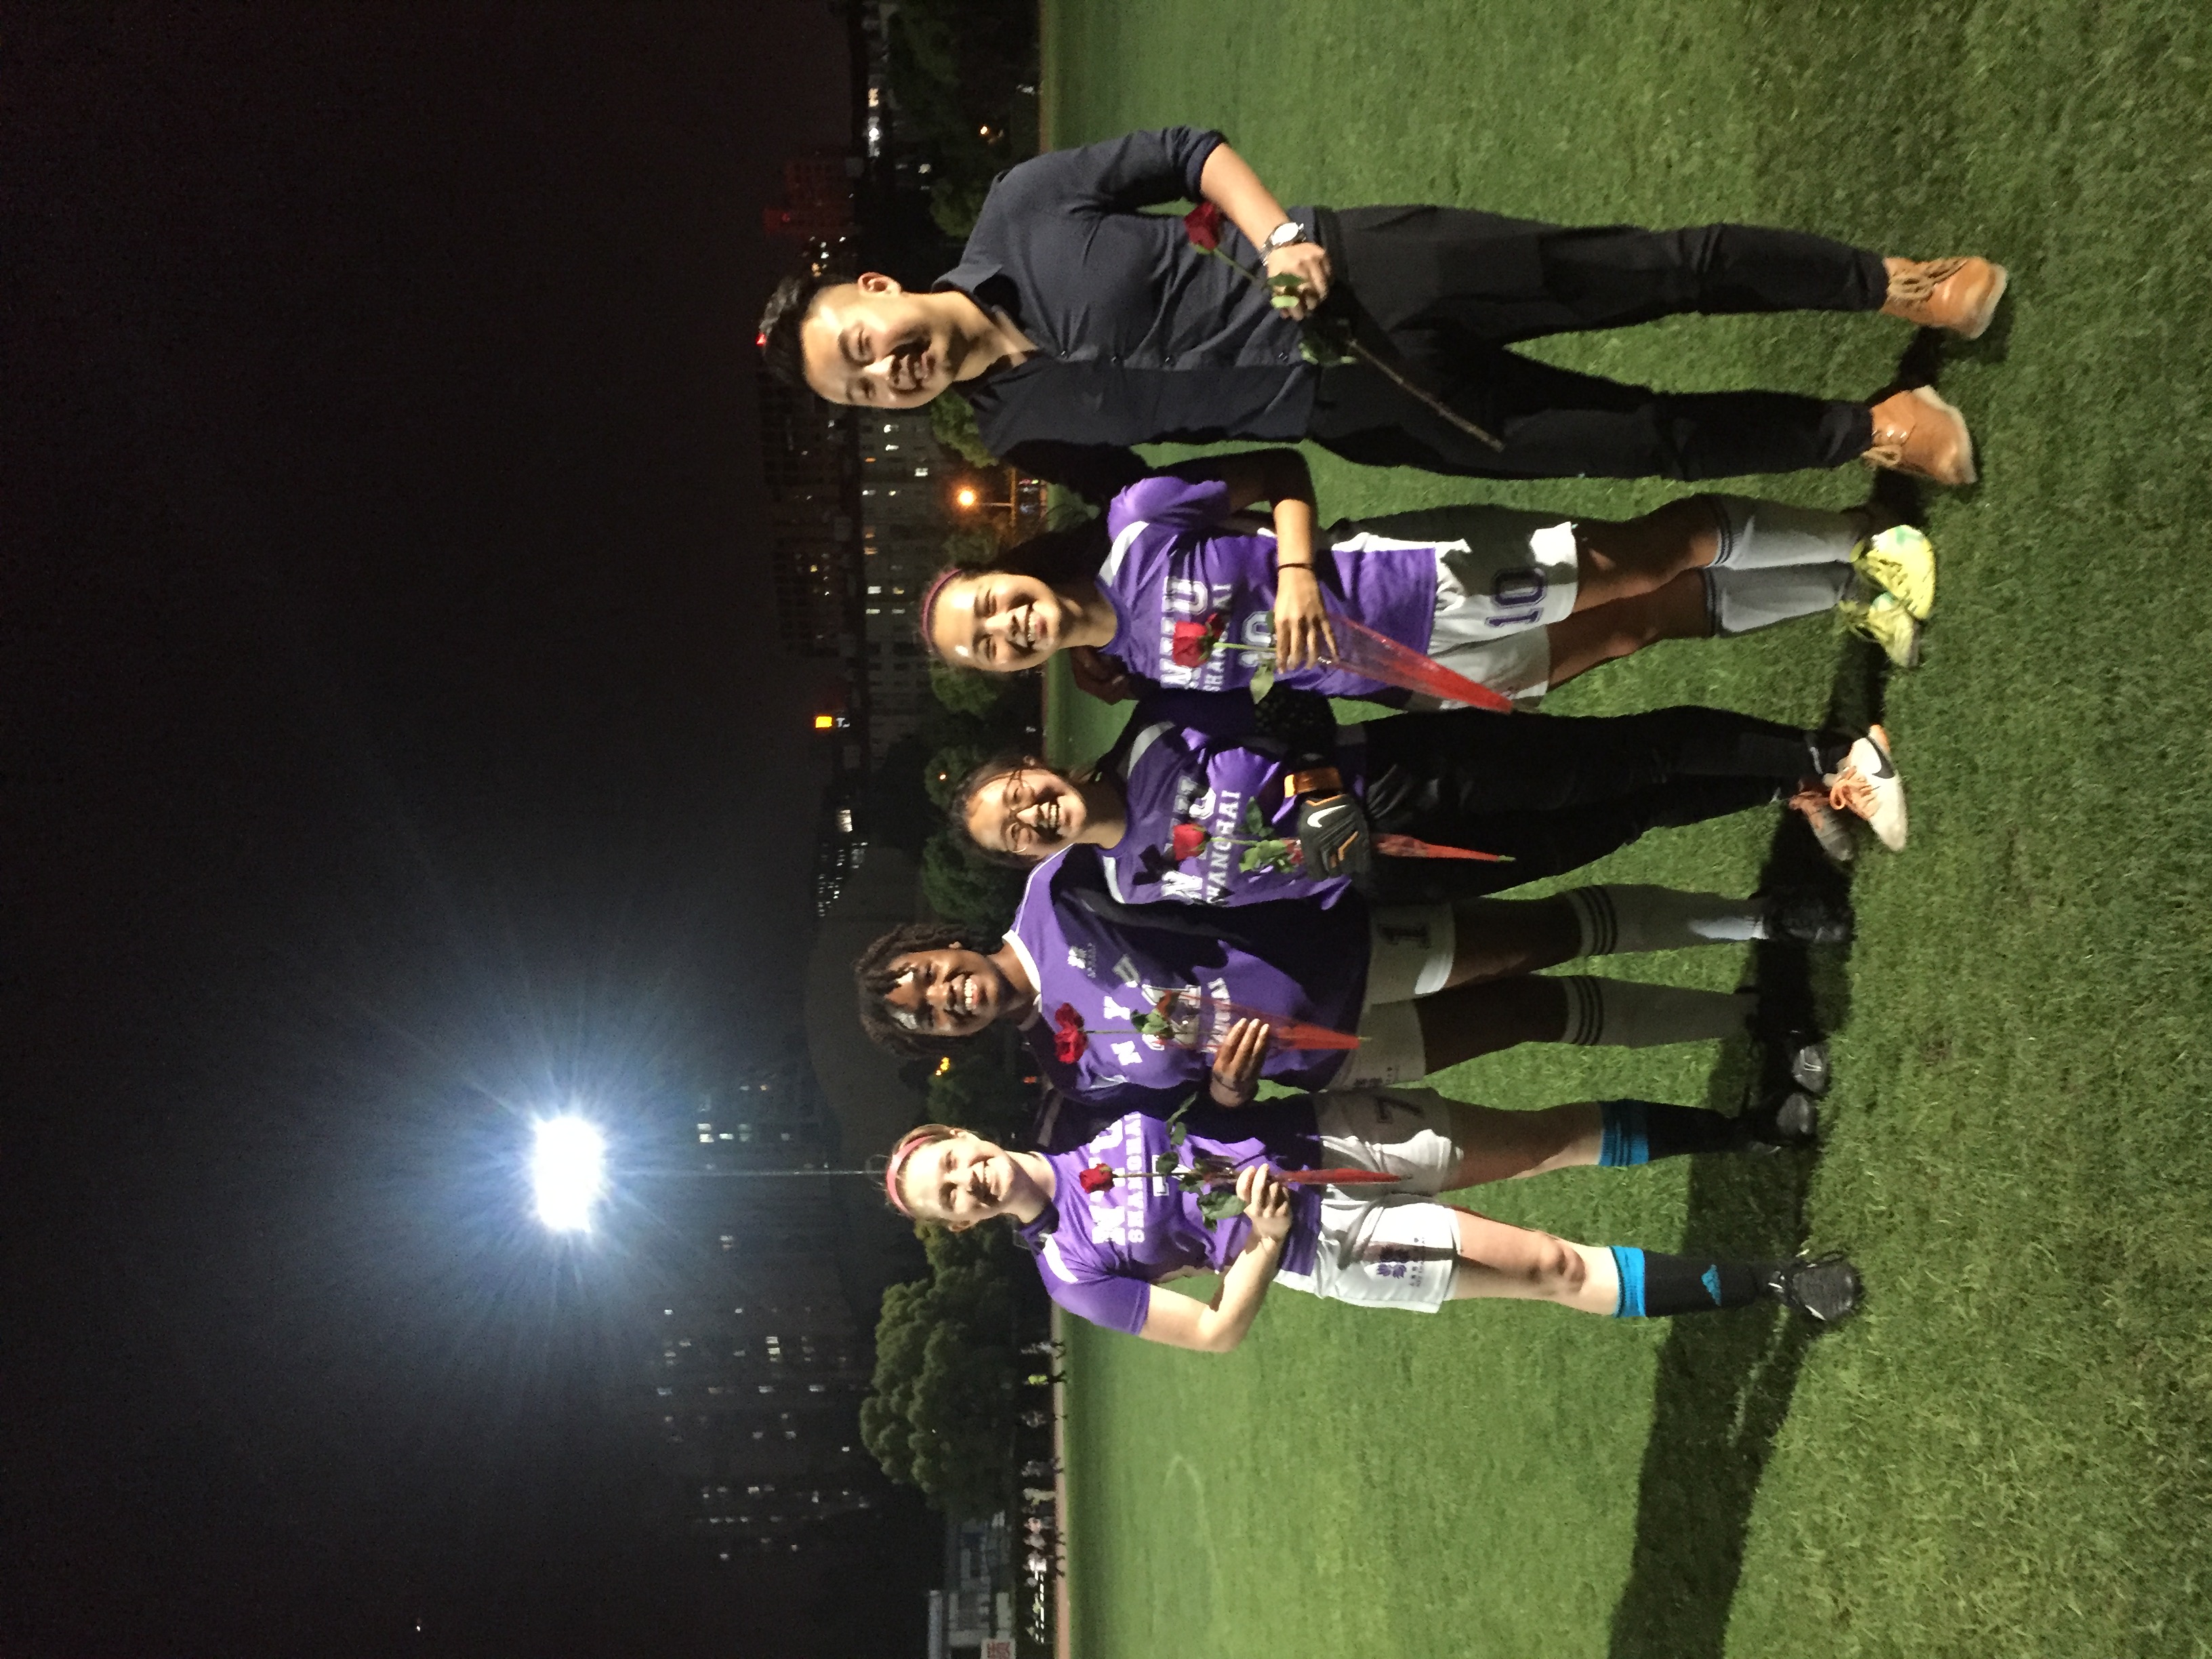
left=1864, top=743, right=1896, bottom=779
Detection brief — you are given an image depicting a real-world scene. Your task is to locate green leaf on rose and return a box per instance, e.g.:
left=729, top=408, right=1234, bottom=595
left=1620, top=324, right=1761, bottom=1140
left=1197, top=1189, right=1249, bottom=1224
left=1153, top=1152, right=1180, bottom=1174
left=1239, top=839, right=1298, bottom=873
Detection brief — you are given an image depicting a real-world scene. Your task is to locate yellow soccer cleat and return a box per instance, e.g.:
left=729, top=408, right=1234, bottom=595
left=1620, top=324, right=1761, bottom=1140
left=1852, top=524, right=1936, bottom=619
left=1841, top=592, right=1924, bottom=669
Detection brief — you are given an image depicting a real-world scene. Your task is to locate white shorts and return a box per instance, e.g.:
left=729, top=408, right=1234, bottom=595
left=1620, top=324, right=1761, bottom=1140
left=1336, top=904, right=1455, bottom=1086
left=1273, top=1089, right=1466, bottom=1313
left=1364, top=903, right=1456, bottom=1004
left=1328, top=508, right=1578, bottom=710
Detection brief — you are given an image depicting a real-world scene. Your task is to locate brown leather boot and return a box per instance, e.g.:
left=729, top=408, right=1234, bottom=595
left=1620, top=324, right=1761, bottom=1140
left=1865, top=386, right=1977, bottom=487
left=1882, top=256, right=2009, bottom=338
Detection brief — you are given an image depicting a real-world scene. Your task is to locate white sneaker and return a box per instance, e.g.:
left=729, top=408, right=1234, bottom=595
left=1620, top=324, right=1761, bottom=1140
left=1828, top=724, right=1908, bottom=851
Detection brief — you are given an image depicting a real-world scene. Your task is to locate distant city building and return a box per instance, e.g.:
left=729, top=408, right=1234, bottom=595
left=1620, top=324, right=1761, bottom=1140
left=760, top=380, right=859, bottom=659
left=639, top=1056, right=893, bottom=1561
left=930, top=1517, right=1015, bottom=1652
left=762, top=154, right=858, bottom=253
left=859, top=409, right=945, bottom=759
left=811, top=766, right=868, bottom=916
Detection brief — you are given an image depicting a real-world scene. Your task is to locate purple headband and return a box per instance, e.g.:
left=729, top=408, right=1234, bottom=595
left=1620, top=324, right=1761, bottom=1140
left=917, top=566, right=965, bottom=656
left=884, top=1124, right=958, bottom=1216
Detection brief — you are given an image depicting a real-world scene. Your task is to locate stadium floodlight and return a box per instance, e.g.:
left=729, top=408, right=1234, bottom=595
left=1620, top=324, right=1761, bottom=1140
left=531, top=1115, right=607, bottom=1231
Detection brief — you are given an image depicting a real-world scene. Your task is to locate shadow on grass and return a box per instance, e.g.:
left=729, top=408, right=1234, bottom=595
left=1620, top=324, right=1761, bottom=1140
left=1605, top=480, right=1913, bottom=1656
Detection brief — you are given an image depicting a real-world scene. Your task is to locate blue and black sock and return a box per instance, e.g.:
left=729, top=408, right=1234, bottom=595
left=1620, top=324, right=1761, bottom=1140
left=1597, top=1099, right=1748, bottom=1166
left=1609, top=1247, right=1769, bottom=1317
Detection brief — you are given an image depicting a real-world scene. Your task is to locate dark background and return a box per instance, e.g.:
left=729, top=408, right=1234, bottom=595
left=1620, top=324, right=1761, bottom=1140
left=0, top=5, right=914, bottom=1654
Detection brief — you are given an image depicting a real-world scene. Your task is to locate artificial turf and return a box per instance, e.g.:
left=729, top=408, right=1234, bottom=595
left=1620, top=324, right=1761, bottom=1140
left=1034, top=2, right=2212, bottom=1656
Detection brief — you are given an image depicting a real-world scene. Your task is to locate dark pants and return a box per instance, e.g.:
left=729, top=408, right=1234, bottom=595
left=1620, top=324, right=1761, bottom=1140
left=1355, top=704, right=1843, bottom=899
left=1307, top=209, right=1886, bottom=480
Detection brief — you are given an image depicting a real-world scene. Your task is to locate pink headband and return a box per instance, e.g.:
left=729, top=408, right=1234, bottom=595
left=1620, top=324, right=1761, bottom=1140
left=917, top=567, right=965, bottom=655
left=884, top=1124, right=956, bottom=1216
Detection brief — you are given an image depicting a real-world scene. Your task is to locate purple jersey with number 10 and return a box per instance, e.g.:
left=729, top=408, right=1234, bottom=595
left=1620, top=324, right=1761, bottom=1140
left=1017, top=1103, right=1324, bottom=1335
left=1004, top=846, right=1368, bottom=1105
left=1097, top=472, right=1438, bottom=698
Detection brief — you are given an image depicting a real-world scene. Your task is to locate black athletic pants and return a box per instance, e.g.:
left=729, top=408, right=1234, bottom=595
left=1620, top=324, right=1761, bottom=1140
left=1306, top=209, right=1887, bottom=480
left=1354, top=704, right=1846, bottom=900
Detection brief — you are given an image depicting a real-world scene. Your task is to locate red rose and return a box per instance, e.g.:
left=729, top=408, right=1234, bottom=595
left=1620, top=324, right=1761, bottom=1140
left=1051, top=1003, right=1088, bottom=1064
left=1170, top=618, right=1216, bottom=668
left=1183, top=202, right=1225, bottom=251
left=1078, top=1164, right=1116, bottom=1194
left=1170, top=823, right=1208, bottom=861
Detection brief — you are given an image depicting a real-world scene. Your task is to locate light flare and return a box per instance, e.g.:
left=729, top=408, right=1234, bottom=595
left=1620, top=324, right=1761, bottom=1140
left=531, top=1115, right=607, bottom=1231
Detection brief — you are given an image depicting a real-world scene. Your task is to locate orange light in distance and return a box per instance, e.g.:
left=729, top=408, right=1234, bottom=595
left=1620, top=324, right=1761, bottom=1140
left=955, top=487, right=979, bottom=509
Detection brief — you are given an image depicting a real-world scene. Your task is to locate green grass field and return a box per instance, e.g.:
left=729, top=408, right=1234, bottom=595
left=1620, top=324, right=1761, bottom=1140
left=1035, top=3, right=2212, bottom=1656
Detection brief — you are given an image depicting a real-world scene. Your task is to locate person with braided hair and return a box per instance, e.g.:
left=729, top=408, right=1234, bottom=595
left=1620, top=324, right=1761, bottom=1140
left=853, top=844, right=1832, bottom=1109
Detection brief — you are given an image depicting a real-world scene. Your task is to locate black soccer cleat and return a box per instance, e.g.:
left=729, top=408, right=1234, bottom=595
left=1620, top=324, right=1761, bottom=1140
left=1775, top=1031, right=1832, bottom=1097
left=1761, top=1254, right=1863, bottom=1324
left=1763, top=890, right=1854, bottom=947
left=1740, top=1089, right=1821, bottom=1154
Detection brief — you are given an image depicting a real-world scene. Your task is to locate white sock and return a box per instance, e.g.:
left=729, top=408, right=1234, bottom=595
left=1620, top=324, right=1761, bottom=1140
left=1704, top=495, right=1868, bottom=569
left=1557, top=977, right=1755, bottom=1047
left=1705, top=563, right=1859, bottom=636
left=1561, top=885, right=1769, bottom=956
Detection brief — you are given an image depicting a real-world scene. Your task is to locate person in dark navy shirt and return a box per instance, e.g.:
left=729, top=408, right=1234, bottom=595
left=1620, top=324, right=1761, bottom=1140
left=758, top=127, right=2005, bottom=499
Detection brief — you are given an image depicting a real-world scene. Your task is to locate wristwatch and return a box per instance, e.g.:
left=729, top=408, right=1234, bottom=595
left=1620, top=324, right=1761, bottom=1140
left=1261, top=219, right=1311, bottom=253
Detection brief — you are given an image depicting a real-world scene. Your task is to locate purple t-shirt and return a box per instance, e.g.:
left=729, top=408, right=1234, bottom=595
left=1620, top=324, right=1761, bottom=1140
left=1102, top=712, right=1361, bottom=909
left=1097, top=472, right=1439, bottom=697
left=1005, top=846, right=1369, bottom=1103
left=1019, top=1101, right=1324, bottom=1336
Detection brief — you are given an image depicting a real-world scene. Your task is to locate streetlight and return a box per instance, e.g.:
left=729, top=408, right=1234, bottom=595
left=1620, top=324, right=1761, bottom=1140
left=525, top=1115, right=884, bottom=1233
left=531, top=1115, right=607, bottom=1231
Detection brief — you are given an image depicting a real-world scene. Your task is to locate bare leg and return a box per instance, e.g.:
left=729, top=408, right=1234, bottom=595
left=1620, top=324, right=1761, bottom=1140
left=1568, top=497, right=1722, bottom=611
left=1446, top=1208, right=1620, bottom=1313
left=1441, top=1100, right=1603, bottom=1187
left=1442, top=897, right=1582, bottom=986
left=1414, top=973, right=1750, bottom=1067
left=1412, top=975, right=1570, bottom=1069
left=1537, top=570, right=1713, bottom=693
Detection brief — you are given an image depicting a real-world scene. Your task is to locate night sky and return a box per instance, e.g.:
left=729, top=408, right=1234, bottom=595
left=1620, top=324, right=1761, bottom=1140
left=0, top=6, right=902, bottom=1654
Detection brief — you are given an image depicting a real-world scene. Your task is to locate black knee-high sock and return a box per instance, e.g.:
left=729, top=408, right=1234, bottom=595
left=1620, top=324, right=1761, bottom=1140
left=1610, top=1248, right=1770, bottom=1316
left=1597, top=1099, right=1750, bottom=1164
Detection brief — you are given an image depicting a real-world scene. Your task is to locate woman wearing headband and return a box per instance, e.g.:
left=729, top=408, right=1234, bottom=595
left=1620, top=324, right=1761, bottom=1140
left=918, top=448, right=1933, bottom=708
left=880, top=1097, right=1860, bottom=1349
left=946, top=689, right=1908, bottom=899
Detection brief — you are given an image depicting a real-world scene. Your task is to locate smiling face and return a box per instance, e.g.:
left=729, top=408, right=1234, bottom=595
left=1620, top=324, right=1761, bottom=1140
left=927, top=571, right=1065, bottom=671
left=880, top=947, right=1016, bottom=1039
left=896, top=1131, right=1029, bottom=1228
left=800, top=274, right=962, bottom=408
left=963, top=764, right=1087, bottom=861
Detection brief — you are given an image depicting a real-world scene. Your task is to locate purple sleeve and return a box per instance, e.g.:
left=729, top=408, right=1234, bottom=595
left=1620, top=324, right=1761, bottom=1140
left=1037, top=1260, right=1153, bottom=1337
left=1206, top=741, right=1291, bottom=819
left=1005, top=127, right=1225, bottom=213
left=1106, top=473, right=1235, bottom=538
